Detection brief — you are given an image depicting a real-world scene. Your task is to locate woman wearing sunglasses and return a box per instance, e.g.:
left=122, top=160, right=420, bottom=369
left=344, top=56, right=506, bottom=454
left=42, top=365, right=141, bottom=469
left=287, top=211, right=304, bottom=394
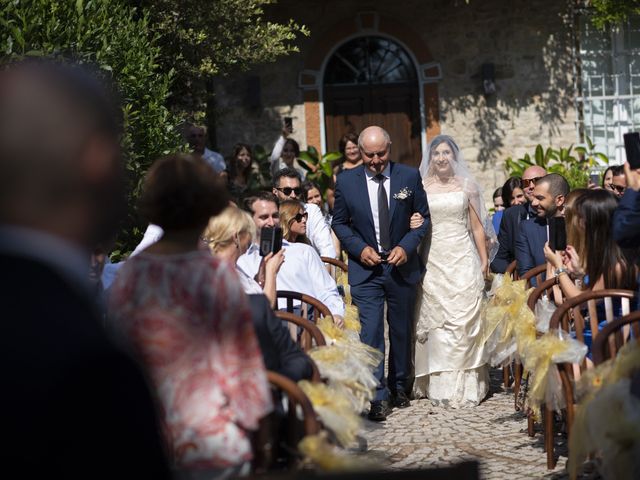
left=279, top=200, right=309, bottom=244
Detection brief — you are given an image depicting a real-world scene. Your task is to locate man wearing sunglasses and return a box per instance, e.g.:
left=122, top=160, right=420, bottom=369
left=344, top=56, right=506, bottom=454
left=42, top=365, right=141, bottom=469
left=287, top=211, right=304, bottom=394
left=490, top=165, right=547, bottom=273
left=604, top=165, right=627, bottom=199
left=272, top=168, right=337, bottom=259
left=332, top=126, right=430, bottom=422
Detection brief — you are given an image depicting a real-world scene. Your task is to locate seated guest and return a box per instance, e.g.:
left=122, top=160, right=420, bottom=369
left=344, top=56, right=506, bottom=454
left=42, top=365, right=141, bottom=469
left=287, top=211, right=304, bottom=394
left=604, top=164, right=627, bottom=199
left=239, top=192, right=345, bottom=326
left=273, top=167, right=337, bottom=258
left=202, top=207, right=312, bottom=382
left=545, top=189, right=638, bottom=297
left=280, top=199, right=309, bottom=244
left=502, top=176, right=525, bottom=207
left=515, top=173, right=569, bottom=277
left=109, top=154, right=272, bottom=478
left=491, top=187, right=505, bottom=234
left=303, top=181, right=330, bottom=221
left=491, top=166, right=547, bottom=273
left=203, top=206, right=284, bottom=307
left=613, top=162, right=640, bottom=249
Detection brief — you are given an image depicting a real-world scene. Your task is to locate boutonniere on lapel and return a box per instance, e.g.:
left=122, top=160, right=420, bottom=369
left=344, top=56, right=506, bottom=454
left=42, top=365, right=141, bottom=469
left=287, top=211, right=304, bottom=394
left=393, top=187, right=413, bottom=200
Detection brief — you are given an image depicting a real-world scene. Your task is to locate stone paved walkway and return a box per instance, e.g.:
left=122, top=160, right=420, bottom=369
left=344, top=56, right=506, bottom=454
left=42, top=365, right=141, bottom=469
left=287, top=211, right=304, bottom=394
left=359, top=370, right=575, bottom=479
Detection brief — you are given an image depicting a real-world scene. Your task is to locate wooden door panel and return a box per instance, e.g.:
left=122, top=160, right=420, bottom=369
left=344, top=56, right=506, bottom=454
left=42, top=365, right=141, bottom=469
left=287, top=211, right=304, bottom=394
left=324, top=84, right=421, bottom=167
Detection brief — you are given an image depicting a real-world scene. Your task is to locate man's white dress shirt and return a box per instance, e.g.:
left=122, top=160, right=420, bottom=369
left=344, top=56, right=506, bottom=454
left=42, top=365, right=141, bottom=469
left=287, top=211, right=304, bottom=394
left=304, top=203, right=336, bottom=258
left=237, top=240, right=344, bottom=317
left=365, top=163, right=391, bottom=252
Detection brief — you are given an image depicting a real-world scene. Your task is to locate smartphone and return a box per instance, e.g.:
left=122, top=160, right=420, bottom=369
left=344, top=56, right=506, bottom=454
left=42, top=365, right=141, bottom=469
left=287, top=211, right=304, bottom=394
left=624, top=131, right=640, bottom=169
left=589, top=171, right=600, bottom=186
left=283, top=116, right=293, bottom=133
left=259, top=227, right=283, bottom=257
left=548, top=217, right=567, bottom=252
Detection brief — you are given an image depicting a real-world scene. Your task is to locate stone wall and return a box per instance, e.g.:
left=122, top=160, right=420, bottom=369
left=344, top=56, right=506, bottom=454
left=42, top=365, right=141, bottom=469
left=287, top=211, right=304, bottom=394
left=213, top=0, right=578, bottom=194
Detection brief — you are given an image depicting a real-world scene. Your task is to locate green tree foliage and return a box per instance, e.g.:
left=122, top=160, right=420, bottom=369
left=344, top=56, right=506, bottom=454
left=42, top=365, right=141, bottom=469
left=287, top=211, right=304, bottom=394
left=1, top=0, right=184, bottom=257
left=139, top=0, right=310, bottom=116
left=505, top=137, right=610, bottom=190
left=588, top=0, right=640, bottom=30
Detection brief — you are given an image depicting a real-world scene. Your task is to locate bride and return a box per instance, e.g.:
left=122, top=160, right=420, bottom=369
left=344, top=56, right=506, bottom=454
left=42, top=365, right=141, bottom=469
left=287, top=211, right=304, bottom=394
left=412, top=135, right=497, bottom=408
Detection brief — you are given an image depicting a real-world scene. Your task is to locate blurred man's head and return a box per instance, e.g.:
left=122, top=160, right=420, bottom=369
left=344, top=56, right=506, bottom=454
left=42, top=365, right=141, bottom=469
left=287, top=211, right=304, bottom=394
left=531, top=173, right=570, bottom=219
left=0, top=59, right=125, bottom=249
left=244, top=191, right=280, bottom=239
left=521, top=165, right=547, bottom=202
left=273, top=167, right=302, bottom=201
left=186, top=124, right=207, bottom=154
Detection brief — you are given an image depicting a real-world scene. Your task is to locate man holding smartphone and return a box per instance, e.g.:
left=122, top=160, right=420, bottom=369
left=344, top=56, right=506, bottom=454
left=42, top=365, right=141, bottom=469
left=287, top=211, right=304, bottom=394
left=515, top=174, right=569, bottom=278
left=238, top=192, right=344, bottom=324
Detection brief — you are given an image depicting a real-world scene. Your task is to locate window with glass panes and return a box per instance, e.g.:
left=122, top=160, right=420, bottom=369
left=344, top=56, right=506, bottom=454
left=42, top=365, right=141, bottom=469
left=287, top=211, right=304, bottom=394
left=577, top=16, right=640, bottom=163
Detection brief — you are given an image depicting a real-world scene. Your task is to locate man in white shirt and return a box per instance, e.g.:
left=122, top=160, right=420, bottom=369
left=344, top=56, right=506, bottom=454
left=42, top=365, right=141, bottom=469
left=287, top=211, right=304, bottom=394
left=186, top=124, right=226, bottom=173
left=238, top=192, right=344, bottom=324
left=272, top=167, right=337, bottom=259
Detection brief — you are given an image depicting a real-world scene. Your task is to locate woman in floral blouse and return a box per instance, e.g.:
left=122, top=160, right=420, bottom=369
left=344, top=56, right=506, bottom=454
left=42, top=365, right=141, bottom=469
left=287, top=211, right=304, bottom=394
left=109, top=153, right=272, bottom=478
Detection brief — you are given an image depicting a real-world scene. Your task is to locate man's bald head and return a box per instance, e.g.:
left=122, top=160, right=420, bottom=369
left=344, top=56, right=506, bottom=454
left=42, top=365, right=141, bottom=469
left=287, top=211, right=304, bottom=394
left=358, top=126, right=391, bottom=175
left=522, top=165, right=547, bottom=202
left=0, top=59, right=124, bottom=247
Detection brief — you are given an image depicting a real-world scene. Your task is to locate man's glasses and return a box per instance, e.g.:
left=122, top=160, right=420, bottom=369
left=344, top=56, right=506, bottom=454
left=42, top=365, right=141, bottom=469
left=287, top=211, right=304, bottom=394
left=608, top=183, right=626, bottom=194
left=292, top=212, right=308, bottom=223
left=361, top=149, right=388, bottom=159
left=275, top=187, right=302, bottom=196
left=521, top=177, right=543, bottom=188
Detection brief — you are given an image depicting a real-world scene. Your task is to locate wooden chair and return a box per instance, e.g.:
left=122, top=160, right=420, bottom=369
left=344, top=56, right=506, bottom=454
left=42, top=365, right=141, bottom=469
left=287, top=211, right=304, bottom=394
left=276, top=290, right=332, bottom=322
left=253, top=371, right=322, bottom=471
left=275, top=311, right=325, bottom=383
left=508, top=264, right=547, bottom=406
left=321, top=256, right=348, bottom=280
left=505, top=259, right=519, bottom=280
left=501, top=260, right=520, bottom=389
left=592, top=310, right=640, bottom=366
left=542, top=288, right=635, bottom=469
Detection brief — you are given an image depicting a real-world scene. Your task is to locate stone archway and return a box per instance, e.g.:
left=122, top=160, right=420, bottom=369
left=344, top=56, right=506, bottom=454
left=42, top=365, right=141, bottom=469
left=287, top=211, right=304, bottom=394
left=298, top=11, right=442, bottom=163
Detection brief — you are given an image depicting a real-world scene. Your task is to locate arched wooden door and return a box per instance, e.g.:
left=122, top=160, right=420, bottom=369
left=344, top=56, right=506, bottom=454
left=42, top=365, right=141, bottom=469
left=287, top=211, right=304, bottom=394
left=323, top=36, right=422, bottom=167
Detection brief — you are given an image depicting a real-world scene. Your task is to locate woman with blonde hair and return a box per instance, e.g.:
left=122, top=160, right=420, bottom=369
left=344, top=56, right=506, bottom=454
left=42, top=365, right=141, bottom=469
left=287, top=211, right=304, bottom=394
left=203, top=206, right=283, bottom=307
left=279, top=199, right=309, bottom=244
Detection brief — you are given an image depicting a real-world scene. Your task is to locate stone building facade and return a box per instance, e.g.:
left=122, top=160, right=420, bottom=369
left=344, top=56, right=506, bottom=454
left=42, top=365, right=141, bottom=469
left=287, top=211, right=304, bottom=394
left=213, top=0, right=594, bottom=195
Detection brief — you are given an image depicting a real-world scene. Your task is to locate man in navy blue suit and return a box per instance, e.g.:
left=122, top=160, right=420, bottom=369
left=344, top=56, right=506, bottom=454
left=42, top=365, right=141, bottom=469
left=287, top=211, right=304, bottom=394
left=332, top=126, right=430, bottom=421
left=515, top=173, right=569, bottom=277
left=613, top=162, right=640, bottom=249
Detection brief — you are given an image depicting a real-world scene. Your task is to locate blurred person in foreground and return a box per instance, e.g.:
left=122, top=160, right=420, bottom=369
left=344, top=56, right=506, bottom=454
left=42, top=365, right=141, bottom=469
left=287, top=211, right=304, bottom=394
left=108, top=154, right=272, bottom=478
left=204, top=206, right=313, bottom=383
left=0, top=60, right=170, bottom=478
left=491, top=165, right=547, bottom=273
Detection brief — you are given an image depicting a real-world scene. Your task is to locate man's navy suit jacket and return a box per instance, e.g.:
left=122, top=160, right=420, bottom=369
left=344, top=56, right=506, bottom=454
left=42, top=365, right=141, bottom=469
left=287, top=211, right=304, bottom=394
left=332, top=162, right=430, bottom=286
left=515, top=216, right=548, bottom=277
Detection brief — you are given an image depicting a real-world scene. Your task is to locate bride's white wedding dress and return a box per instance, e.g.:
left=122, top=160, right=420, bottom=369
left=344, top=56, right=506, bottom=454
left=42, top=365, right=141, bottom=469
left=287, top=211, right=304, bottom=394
left=413, top=189, right=489, bottom=408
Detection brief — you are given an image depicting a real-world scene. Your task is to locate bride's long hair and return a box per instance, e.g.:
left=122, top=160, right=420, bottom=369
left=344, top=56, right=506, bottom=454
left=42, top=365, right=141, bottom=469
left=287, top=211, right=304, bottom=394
left=419, top=135, right=499, bottom=262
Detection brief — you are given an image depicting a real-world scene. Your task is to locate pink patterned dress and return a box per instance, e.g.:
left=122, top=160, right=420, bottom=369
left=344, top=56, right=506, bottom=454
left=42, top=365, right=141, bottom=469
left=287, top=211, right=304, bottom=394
left=109, top=250, right=272, bottom=469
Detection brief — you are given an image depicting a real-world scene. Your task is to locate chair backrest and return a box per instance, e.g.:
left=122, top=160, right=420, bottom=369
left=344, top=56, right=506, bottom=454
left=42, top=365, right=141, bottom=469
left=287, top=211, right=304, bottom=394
left=276, top=290, right=332, bottom=322
left=505, top=260, right=519, bottom=280
left=266, top=371, right=321, bottom=435
left=527, top=276, right=564, bottom=312
left=320, top=256, right=348, bottom=281
left=549, top=289, right=635, bottom=371
left=592, top=310, right=640, bottom=366
left=275, top=310, right=327, bottom=353
left=521, top=263, right=546, bottom=288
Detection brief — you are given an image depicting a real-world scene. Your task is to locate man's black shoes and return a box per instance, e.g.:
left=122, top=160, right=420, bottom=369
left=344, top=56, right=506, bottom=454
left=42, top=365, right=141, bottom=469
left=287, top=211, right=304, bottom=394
left=367, top=400, right=391, bottom=422
left=391, top=391, right=411, bottom=409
